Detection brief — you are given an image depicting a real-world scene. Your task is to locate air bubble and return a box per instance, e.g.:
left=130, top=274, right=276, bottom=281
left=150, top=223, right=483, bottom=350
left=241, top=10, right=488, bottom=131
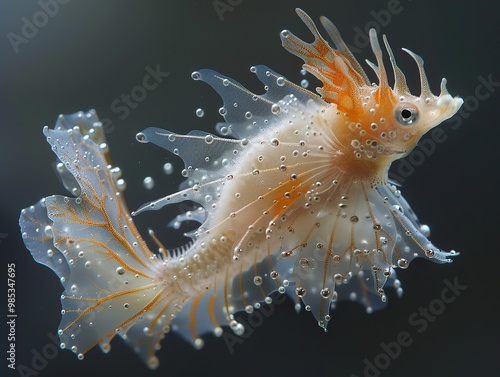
left=301, top=79, right=309, bottom=88
left=392, top=205, right=404, bottom=214
left=143, top=176, right=154, bottom=190
left=296, top=287, right=306, bottom=297
left=194, top=338, right=204, bottom=349
left=299, top=258, right=309, bottom=268
left=205, top=134, right=214, bottom=144
left=271, top=104, right=281, bottom=114
left=116, top=179, right=126, bottom=191
left=191, top=71, right=201, bottom=80
left=214, top=327, right=223, bottom=337
left=320, top=288, right=331, bottom=298
left=163, top=162, right=174, bottom=175
left=195, top=108, right=204, bottom=117
left=276, top=77, right=285, bottom=86
left=420, top=224, right=431, bottom=237
left=148, top=356, right=159, bottom=369
left=397, top=258, right=409, bottom=268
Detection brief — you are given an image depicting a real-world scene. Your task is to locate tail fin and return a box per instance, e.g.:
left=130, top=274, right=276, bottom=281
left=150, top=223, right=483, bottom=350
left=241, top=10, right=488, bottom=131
left=19, top=110, right=185, bottom=369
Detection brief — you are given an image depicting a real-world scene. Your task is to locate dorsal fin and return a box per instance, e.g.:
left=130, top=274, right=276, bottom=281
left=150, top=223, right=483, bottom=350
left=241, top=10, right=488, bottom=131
left=280, top=8, right=368, bottom=112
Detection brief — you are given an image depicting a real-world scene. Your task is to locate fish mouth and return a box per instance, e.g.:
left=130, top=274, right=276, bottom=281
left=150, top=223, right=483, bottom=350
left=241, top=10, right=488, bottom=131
left=385, top=147, right=407, bottom=156
left=437, top=94, right=464, bottom=120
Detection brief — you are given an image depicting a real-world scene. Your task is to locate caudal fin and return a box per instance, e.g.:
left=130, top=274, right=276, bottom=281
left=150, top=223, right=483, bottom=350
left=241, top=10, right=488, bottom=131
left=19, top=110, right=185, bottom=369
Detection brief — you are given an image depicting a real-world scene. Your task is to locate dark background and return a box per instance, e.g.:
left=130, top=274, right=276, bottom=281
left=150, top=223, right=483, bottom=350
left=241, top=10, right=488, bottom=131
left=1, top=1, right=499, bottom=376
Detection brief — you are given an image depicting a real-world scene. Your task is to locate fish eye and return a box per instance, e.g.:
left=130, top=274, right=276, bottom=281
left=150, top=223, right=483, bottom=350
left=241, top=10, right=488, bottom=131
left=395, top=104, right=418, bottom=125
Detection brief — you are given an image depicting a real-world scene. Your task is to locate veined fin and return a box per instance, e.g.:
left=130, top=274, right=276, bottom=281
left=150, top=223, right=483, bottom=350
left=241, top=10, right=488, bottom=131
left=192, top=65, right=322, bottom=140
left=280, top=8, right=368, bottom=112
left=19, top=111, right=186, bottom=369
left=319, top=15, right=370, bottom=86
left=134, top=127, right=245, bottom=215
left=19, top=198, right=71, bottom=286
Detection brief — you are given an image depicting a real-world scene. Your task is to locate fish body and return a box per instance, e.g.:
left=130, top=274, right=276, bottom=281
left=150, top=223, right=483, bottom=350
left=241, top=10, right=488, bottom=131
left=19, top=9, right=462, bottom=368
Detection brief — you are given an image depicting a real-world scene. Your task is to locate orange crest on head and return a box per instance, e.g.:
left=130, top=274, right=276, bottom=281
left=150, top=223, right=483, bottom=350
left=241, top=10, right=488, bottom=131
left=280, top=9, right=406, bottom=114
left=280, top=9, right=370, bottom=113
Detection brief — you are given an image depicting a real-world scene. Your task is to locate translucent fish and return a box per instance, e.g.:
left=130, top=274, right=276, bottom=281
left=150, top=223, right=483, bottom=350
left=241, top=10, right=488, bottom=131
left=19, top=8, right=462, bottom=369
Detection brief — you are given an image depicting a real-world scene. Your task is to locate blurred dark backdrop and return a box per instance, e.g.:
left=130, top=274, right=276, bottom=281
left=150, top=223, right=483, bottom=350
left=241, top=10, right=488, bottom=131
left=1, top=1, right=499, bottom=377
